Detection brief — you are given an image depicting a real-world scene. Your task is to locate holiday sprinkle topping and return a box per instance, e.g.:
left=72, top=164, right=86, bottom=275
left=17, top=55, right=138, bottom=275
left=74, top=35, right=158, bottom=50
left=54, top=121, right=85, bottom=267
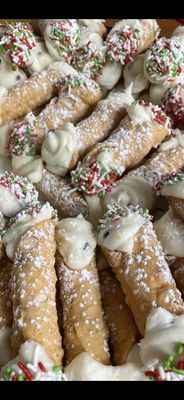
left=0, top=22, right=36, bottom=68
left=0, top=172, right=38, bottom=205
left=145, top=37, right=184, bottom=82
left=8, top=113, right=37, bottom=157
left=138, top=99, right=171, bottom=128
left=2, top=202, right=58, bottom=236
left=145, top=342, right=184, bottom=381
left=61, top=72, right=98, bottom=91
left=49, top=19, right=80, bottom=61
left=71, top=159, right=121, bottom=197
left=71, top=42, right=106, bottom=79
left=98, top=203, right=151, bottom=230
left=105, top=26, right=141, bottom=65
left=156, top=169, right=184, bottom=192
left=162, top=85, right=184, bottom=128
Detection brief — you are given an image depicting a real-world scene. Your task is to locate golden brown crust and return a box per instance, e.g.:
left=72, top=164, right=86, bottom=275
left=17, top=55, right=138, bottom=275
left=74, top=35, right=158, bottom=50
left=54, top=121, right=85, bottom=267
left=11, top=220, right=63, bottom=364
left=56, top=254, right=110, bottom=366
left=99, top=268, right=139, bottom=365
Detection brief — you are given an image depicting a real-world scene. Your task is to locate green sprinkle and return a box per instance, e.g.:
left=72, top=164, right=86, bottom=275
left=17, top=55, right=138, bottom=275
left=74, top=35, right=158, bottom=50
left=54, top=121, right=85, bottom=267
left=176, top=342, right=183, bottom=355
left=53, top=365, right=61, bottom=372
left=18, top=375, right=24, bottom=381
left=172, top=367, right=184, bottom=375
left=4, top=375, right=10, bottom=381
left=6, top=367, right=12, bottom=373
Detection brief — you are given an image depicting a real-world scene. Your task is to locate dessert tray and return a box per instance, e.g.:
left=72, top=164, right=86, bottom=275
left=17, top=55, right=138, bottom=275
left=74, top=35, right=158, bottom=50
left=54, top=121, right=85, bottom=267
left=0, top=18, right=184, bottom=381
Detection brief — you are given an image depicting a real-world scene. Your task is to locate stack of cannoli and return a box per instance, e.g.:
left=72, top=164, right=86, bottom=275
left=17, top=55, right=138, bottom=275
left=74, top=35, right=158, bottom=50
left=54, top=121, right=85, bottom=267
left=2, top=18, right=184, bottom=382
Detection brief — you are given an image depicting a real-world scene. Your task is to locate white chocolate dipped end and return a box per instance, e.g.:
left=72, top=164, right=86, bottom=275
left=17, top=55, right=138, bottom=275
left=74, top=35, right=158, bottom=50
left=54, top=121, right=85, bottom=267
left=97, top=204, right=148, bottom=254
left=159, top=129, right=184, bottom=151
left=0, top=172, right=38, bottom=218
left=41, top=123, right=77, bottom=176
left=123, top=54, right=149, bottom=95
left=65, top=349, right=147, bottom=381
left=154, top=208, right=184, bottom=257
left=12, top=155, right=44, bottom=184
left=140, top=307, right=184, bottom=373
left=0, top=57, right=26, bottom=88
left=160, top=178, right=184, bottom=199
left=97, top=60, right=122, bottom=90
left=0, top=340, right=66, bottom=381
left=0, top=327, right=12, bottom=367
left=104, top=176, right=154, bottom=211
left=56, top=215, right=97, bottom=270
left=2, top=202, right=57, bottom=260
left=79, top=26, right=104, bottom=48
left=28, top=40, right=54, bottom=73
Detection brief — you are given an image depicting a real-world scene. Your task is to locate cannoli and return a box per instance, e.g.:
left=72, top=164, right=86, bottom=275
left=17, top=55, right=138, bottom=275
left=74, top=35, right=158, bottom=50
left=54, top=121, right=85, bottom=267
left=55, top=215, right=110, bottom=365
left=0, top=171, right=38, bottom=217
left=41, top=86, right=131, bottom=177
left=0, top=340, right=67, bottom=381
left=27, top=35, right=54, bottom=74
left=71, top=100, right=171, bottom=200
left=98, top=203, right=184, bottom=335
left=107, top=146, right=184, bottom=212
left=162, top=85, right=184, bottom=128
left=0, top=246, right=13, bottom=366
left=36, top=19, right=81, bottom=63
left=34, top=73, right=102, bottom=132
left=105, top=19, right=160, bottom=66
left=98, top=256, right=139, bottom=365
left=2, top=202, right=63, bottom=364
left=0, top=61, right=75, bottom=126
left=123, top=54, right=149, bottom=95
left=154, top=207, right=184, bottom=297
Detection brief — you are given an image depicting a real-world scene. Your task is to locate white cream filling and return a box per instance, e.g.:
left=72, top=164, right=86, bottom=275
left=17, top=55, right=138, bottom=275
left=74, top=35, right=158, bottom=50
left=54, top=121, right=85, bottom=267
left=149, top=83, right=167, bottom=104
left=160, top=180, right=184, bottom=199
left=98, top=212, right=145, bottom=253
left=104, top=176, right=154, bottom=211
left=12, top=155, right=44, bottom=183
left=41, top=123, right=77, bottom=176
left=0, top=327, right=12, bottom=367
left=97, top=60, right=122, bottom=90
left=56, top=215, right=97, bottom=270
left=0, top=340, right=66, bottom=381
left=65, top=351, right=147, bottom=381
left=154, top=208, right=184, bottom=257
left=28, top=41, right=54, bottom=73
left=123, top=55, right=149, bottom=94
left=159, top=129, right=184, bottom=151
left=97, top=82, right=134, bottom=108
left=126, top=102, right=154, bottom=125
left=0, top=57, right=26, bottom=88
left=140, top=307, right=184, bottom=368
left=3, top=202, right=54, bottom=260
left=0, top=181, right=32, bottom=218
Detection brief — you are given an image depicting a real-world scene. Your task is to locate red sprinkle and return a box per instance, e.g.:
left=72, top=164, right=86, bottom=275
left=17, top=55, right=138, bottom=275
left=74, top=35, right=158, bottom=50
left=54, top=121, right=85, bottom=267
left=12, top=375, right=18, bottom=381
left=177, top=361, right=184, bottom=370
left=38, top=362, right=47, bottom=372
left=18, top=361, right=33, bottom=381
